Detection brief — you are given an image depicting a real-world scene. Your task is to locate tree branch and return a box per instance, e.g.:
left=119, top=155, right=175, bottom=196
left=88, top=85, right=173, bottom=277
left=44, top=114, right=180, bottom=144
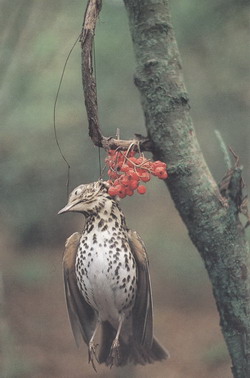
left=123, top=1, right=250, bottom=377
left=80, top=0, right=103, bottom=146
left=80, top=0, right=152, bottom=151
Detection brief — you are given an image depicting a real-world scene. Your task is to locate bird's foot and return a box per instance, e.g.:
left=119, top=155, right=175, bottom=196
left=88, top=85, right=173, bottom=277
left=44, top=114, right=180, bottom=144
left=88, top=341, right=99, bottom=372
left=108, top=339, right=120, bottom=368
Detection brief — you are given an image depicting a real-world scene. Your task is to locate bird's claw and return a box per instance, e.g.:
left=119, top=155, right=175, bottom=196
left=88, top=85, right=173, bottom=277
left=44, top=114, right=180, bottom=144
left=88, top=341, right=99, bottom=372
left=108, top=339, right=120, bottom=368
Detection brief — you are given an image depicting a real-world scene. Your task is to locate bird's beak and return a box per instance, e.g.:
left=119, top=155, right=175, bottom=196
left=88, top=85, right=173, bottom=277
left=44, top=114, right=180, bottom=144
left=58, top=202, right=74, bottom=215
left=58, top=199, right=83, bottom=215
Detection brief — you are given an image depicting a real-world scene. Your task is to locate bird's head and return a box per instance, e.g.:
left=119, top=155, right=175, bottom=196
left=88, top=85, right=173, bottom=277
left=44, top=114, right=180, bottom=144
left=58, top=181, right=112, bottom=216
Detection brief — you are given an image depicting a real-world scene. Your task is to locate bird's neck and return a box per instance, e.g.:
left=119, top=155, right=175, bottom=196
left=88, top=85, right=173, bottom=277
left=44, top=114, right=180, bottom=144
left=84, top=199, right=127, bottom=232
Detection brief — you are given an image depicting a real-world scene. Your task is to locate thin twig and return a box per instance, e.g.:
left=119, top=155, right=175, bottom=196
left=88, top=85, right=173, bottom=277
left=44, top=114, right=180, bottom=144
left=214, top=129, right=232, bottom=170
left=80, top=0, right=152, bottom=152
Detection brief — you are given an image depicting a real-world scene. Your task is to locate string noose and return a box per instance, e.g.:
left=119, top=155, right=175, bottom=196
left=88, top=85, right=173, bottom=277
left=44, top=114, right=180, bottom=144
left=54, top=34, right=104, bottom=189
left=53, top=35, right=80, bottom=196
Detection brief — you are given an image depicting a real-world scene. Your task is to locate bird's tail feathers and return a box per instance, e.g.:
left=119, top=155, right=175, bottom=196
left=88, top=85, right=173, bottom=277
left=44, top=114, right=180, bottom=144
left=98, top=321, right=169, bottom=367
left=129, top=337, right=169, bottom=365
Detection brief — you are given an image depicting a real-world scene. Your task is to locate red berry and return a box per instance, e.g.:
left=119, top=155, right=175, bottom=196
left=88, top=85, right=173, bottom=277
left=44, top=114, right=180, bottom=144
left=140, top=172, right=151, bottom=182
left=108, top=186, right=118, bottom=196
left=127, top=170, right=139, bottom=180
left=159, top=171, right=168, bottom=179
left=136, top=168, right=145, bottom=176
left=116, top=184, right=126, bottom=198
left=125, top=187, right=134, bottom=196
left=121, top=176, right=130, bottom=187
left=154, top=167, right=165, bottom=177
left=154, top=160, right=167, bottom=168
left=118, top=192, right=126, bottom=199
left=137, top=185, right=146, bottom=194
left=115, top=184, right=122, bottom=191
left=120, top=164, right=130, bottom=172
left=129, top=180, right=139, bottom=190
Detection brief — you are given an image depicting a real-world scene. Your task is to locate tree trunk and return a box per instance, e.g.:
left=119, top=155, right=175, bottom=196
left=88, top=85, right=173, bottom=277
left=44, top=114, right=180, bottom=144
left=123, top=1, right=250, bottom=377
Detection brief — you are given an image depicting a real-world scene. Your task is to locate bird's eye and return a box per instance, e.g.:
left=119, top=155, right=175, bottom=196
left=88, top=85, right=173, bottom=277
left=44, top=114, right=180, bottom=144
left=72, top=187, right=83, bottom=197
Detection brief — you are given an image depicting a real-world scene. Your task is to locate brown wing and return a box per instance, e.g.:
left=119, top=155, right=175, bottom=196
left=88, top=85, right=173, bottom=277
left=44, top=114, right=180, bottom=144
left=128, top=230, right=153, bottom=350
left=63, top=232, right=96, bottom=346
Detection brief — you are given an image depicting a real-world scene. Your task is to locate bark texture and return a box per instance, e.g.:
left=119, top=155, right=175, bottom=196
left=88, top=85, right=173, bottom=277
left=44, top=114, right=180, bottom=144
left=123, top=1, right=250, bottom=377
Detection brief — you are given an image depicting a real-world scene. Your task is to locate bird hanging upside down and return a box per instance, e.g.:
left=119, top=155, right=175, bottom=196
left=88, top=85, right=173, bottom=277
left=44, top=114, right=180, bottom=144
left=58, top=180, right=168, bottom=369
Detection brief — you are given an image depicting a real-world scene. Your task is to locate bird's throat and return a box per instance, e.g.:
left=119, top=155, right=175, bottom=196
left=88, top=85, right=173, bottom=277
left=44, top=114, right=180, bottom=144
left=83, top=199, right=127, bottom=234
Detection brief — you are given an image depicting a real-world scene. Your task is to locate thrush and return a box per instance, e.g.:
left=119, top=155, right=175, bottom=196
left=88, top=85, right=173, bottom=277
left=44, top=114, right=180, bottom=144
left=58, top=180, right=168, bottom=369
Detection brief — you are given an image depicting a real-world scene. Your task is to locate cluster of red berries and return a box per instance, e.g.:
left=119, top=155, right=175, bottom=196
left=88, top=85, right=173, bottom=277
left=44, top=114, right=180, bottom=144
left=105, top=149, right=168, bottom=199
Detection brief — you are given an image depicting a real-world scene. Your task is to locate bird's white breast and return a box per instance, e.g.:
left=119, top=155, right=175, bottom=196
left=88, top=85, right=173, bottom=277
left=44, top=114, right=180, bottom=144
left=75, top=225, right=137, bottom=327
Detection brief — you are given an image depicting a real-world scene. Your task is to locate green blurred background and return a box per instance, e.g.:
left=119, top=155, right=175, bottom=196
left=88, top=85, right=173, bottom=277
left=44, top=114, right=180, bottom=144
left=0, top=0, right=249, bottom=377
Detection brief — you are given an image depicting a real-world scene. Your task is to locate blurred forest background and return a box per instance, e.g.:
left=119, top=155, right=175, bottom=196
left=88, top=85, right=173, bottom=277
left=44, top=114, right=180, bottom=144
left=0, top=0, right=249, bottom=377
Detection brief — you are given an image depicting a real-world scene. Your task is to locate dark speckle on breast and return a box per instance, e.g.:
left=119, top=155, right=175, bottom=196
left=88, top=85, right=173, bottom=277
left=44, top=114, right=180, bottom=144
left=98, top=219, right=104, bottom=229
left=102, top=224, right=108, bottom=232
